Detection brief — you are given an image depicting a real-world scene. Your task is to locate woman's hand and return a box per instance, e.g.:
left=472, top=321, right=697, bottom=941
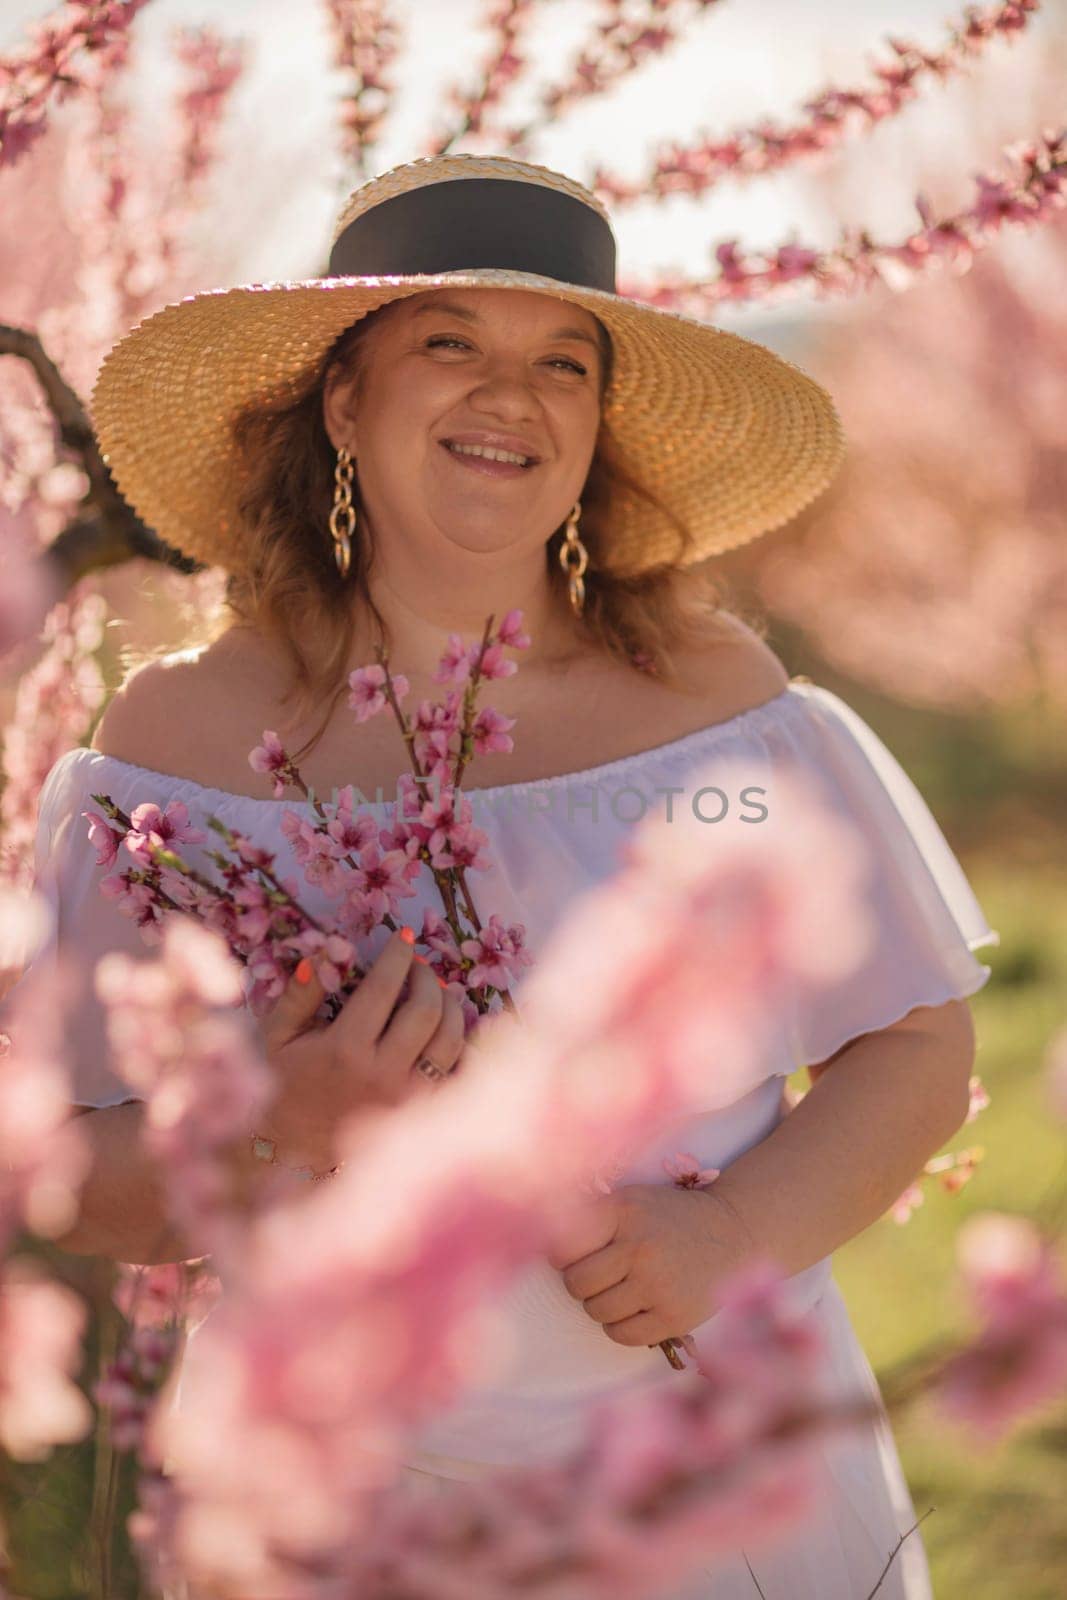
left=251, top=931, right=466, bottom=1169
left=547, top=1183, right=750, bottom=1349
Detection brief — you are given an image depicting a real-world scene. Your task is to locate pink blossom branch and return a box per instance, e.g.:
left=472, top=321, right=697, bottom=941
left=70, top=21, right=245, bottom=342
left=0, top=944, right=93, bottom=1252
left=431, top=0, right=537, bottom=155
left=203, top=818, right=336, bottom=942
left=169, top=27, right=246, bottom=200
left=250, top=751, right=412, bottom=947
left=889, top=1147, right=985, bottom=1225
left=91, top=920, right=308, bottom=1266
left=0, top=592, right=107, bottom=886
left=370, top=623, right=478, bottom=936
left=489, top=0, right=728, bottom=155
left=369, top=616, right=529, bottom=1013
left=87, top=790, right=371, bottom=1008
left=95, top=1263, right=220, bottom=1531
left=331, top=1382, right=912, bottom=1598
left=367, top=650, right=471, bottom=943
left=0, top=0, right=154, bottom=171
left=250, top=736, right=469, bottom=999
left=262, top=616, right=530, bottom=1019
left=447, top=613, right=497, bottom=794
left=440, top=630, right=503, bottom=933
left=592, top=0, right=1041, bottom=205
left=94, top=1321, right=180, bottom=1454
left=88, top=717, right=525, bottom=1025
left=926, top=1217, right=1067, bottom=1443
left=323, top=0, right=402, bottom=174
left=0, top=1260, right=92, bottom=1458
left=617, top=126, right=1067, bottom=312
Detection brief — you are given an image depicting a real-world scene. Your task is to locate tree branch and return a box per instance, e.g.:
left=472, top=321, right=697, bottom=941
left=592, top=0, right=1041, bottom=205
left=0, top=322, right=203, bottom=593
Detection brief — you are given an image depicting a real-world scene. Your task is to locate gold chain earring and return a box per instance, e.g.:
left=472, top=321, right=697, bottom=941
left=329, top=445, right=356, bottom=578
left=559, top=500, right=589, bottom=617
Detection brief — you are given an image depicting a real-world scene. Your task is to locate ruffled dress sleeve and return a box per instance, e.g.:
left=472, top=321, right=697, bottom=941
left=773, top=682, right=998, bottom=1072
left=1, top=746, right=143, bottom=1110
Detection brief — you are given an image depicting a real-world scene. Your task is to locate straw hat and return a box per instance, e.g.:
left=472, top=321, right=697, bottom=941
left=89, top=153, right=846, bottom=580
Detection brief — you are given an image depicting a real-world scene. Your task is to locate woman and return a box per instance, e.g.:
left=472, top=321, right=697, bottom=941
left=21, top=154, right=998, bottom=1597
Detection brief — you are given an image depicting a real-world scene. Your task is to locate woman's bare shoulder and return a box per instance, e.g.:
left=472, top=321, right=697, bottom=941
left=674, top=611, right=790, bottom=720
left=90, top=628, right=285, bottom=778
left=582, top=612, right=788, bottom=768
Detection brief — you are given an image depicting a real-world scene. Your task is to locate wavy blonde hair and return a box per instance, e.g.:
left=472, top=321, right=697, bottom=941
left=223, top=299, right=751, bottom=761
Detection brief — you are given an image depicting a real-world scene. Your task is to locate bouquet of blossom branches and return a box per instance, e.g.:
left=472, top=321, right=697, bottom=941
left=83, top=609, right=535, bottom=1033
left=83, top=606, right=700, bottom=1370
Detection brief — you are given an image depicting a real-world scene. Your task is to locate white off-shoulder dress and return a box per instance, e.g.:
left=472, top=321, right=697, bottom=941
left=24, top=679, right=998, bottom=1600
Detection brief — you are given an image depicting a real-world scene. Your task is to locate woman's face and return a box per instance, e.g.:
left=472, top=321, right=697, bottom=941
left=323, top=287, right=606, bottom=559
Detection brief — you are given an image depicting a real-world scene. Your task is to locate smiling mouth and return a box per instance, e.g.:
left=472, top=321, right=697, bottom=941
left=440, top=440, right=539, bottom=470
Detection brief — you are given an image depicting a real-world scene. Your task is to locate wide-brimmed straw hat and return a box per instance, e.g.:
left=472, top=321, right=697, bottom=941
left=89, top=152, right=846, bottom=579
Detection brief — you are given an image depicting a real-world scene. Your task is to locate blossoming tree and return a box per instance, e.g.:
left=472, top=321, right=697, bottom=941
left=1, top=2, right=1065, bottom=1596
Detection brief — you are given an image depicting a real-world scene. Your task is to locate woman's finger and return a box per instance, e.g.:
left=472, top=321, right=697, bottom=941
left=560, top=1240, right=630, bottom=1303
left=416, top=991, right=467, bottom=1074
left=257, top=958, right=327, bottom=1051
left=580, top=1277, right=648, bottom=1327
left=603, top=1311, right=666, bottom=1349
left=375, top=958, right=444, bottom=1076
left=329, top=931, right=416, bottom=1050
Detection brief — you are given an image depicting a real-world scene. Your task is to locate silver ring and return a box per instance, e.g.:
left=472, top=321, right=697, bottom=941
left=414, top=1055, right=446, bottom=1081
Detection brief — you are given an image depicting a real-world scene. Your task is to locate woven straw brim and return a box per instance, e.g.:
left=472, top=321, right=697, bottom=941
left=89, top=267, right=846, bottom=579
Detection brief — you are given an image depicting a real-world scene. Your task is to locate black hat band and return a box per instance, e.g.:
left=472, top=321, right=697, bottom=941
left=327, top=176, right=617, bottom=293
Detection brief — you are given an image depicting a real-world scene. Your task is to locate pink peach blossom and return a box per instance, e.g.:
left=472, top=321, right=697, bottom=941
left=248, top=731, right=292, bottom=798
left=2, top=592, right=106, bottom=889
left=890, top=1183, right=925, bottom=1225
left=496, top=608, right=531, bottom=649
left=0, top=955, right=91, bottom=1244
left=95, top=1323, right=180, bottom=1452
left=0, top=1260, right=92, bottom=1460
left=459, top=914, right=534, bottom=989
left=470, top=704, right=516, bottom=756
left=935, top=1213, right=1067, bottom=1441
left=99, top=872, right=164, bottom=941
left=112, top=1260, right=221, bottom=1332
left=966, top=1074, right=991, bottom=1121
left=326, top=788, right=379, bottom=856
left=431, top=633, right=476, bottom=685
left=125, top=799, right=207, bottom=866
left=475, top=640, right=517, bottom=680
left=345, top=842, right=420, bottom=922
left=95, top=918, right=276, bottom=1255
left=348, top=663, right=407, bottom=720
left=663, top=1153, right=722, bottom=1189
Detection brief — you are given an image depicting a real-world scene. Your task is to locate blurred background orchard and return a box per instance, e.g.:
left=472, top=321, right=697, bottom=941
left=1, top=0, right=1065, bottom=1595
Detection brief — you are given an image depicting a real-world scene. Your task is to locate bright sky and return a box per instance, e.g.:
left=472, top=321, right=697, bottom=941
left=4, top=0, right=1061, bottom=338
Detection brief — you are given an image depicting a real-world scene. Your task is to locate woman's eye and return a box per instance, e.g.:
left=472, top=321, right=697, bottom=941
left=424, top=336, right=586, bottom=376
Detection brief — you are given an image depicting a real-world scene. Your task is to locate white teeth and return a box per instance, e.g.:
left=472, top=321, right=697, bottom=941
left=447, top=442, right=531, bottom=466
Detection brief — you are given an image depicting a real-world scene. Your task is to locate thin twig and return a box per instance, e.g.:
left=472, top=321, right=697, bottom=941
left=867, top=1509, right=937, bottom=1596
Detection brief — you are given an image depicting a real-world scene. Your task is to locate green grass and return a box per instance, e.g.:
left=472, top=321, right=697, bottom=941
left=823, top=858, right=1067, bottom=1600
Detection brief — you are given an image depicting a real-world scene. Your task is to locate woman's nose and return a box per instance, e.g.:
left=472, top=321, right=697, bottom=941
left=466, top=364, right=539, bottom=416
